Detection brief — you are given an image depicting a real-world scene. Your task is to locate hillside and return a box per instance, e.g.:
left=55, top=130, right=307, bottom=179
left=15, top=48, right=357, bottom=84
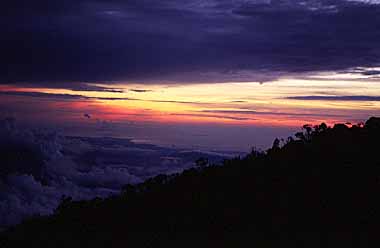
left=2, top=117, right=380, bottom=247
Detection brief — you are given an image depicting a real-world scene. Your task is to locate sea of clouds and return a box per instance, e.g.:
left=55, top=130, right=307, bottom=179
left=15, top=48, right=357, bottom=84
left=0, top=118, right=234, bottom=228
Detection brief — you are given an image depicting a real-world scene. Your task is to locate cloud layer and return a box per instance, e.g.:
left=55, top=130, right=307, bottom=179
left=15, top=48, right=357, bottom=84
left=1, top=0, right=380, bottom=86
left=0, top=118, right=232, bottom=228
left=286, top=95, right=380, bottom=101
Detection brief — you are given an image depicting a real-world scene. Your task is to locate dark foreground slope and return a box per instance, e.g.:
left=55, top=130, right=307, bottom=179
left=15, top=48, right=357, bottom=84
left=2, top=117, right=380, bottom=247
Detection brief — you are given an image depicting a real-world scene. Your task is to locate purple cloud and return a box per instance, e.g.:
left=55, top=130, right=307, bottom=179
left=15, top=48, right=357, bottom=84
left=1, top=0, right=380, bottom=86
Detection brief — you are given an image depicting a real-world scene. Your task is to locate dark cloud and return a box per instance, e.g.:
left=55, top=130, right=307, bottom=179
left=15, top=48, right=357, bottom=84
left=1, top=0, right=380, bottom=86
left=0, top=90, right=215, bottom=106
left=22, top=83, right=126, bottom=93
left=0, top=91, right=88, bottom=100
left=342, top=67, right=380, bottom=78
left=64, top=84, right=125, bottom=93
left=286, top=95, right=380, bottom=101
left=169, top=113, right=253, bottom=121
left=0, top=91, right=134, bottom=101
left=201, top=109, right=346, bottom=118
left=6, top=83, right=126, bottom=93
left=129, top=89, right=152, bottom=93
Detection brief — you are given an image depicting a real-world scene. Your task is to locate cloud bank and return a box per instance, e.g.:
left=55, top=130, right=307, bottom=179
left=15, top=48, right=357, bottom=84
left=1, top=0, right=380, bottom=87
left=286, top=95, right=380, bottom=101
left=0, top=118, right=232, bottom=228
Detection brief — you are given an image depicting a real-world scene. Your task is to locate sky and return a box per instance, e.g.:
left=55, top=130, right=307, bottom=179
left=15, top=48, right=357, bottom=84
left=1, top=0, right=380, bottom=228
left=1, top=0, right=380, bottom=150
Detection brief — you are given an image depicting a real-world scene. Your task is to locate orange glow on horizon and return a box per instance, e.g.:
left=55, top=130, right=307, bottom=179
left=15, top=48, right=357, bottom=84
left=1, top=76, right=380, bottom=128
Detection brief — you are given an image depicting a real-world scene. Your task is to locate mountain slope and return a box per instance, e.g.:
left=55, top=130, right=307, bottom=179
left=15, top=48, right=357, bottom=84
left=2, top=117, right=380, bottom=247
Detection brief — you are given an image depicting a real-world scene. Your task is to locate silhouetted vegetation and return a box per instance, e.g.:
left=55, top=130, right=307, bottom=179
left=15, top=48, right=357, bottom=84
left=2, top=117, right=380, bottom=247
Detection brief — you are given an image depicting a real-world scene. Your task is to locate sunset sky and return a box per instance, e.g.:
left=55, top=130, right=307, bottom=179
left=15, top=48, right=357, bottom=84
left=1, top=0, right=380, bottom=150
left=2, top=0, right=380, bottom=228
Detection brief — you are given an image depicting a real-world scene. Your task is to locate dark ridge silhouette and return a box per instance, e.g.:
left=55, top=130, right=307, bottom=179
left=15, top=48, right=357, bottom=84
left=2, top=117, right=380, bottom=247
